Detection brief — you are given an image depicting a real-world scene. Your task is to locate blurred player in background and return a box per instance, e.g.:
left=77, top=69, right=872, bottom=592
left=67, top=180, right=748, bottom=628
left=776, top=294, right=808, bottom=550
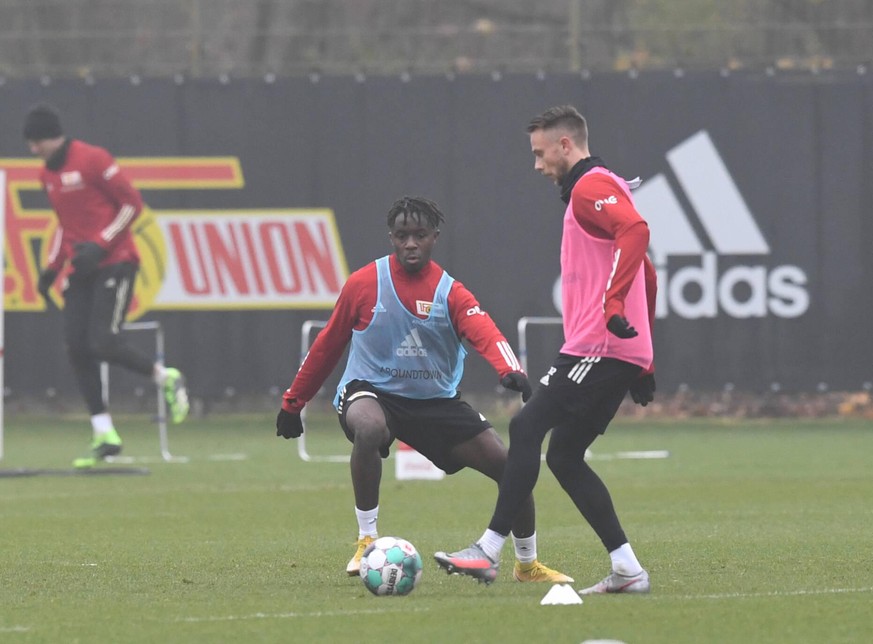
left=24, top=103, right=189, bottom=468
left=435, top=105, right=657, bottom=593
left=276, top=195, right=572, bottom=583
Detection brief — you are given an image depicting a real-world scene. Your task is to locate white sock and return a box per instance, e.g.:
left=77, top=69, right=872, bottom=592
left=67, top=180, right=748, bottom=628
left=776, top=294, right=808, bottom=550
left=609, top=542, right=643, bottom=576
left=477, top=529, right=507, bottom=562
left=355, top=506, right=378, bottom=538
left=511, top=532, right=537, bottom=564
left=90, top=413, right=114, bottom=437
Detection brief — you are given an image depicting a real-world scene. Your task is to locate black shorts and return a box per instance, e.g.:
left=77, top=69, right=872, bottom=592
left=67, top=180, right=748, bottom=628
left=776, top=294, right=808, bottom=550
left=336, top=380, right=491, bottom=474
left=530, top=354, right=642, bottom=435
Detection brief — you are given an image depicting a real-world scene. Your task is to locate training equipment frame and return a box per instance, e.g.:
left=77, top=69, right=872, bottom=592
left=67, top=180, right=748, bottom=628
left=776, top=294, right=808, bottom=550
left=517, top=316, right=669, bottom=461
left=296, top=319, right=348, bottom=462
left=295, top=317, right=668, bottom=463
left=101, top=320, right=188, bottom=463
left=295, top=316, right=562, bottom=462
left=0, top=171, right=5, bottom=459
left=516, top=316, right=563, bottom=375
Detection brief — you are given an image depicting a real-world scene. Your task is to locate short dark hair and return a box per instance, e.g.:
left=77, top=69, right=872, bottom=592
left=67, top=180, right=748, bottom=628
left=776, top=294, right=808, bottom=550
left=387, top=196, right=445, bottom=230
left=526, top=105, right=588, bottom=146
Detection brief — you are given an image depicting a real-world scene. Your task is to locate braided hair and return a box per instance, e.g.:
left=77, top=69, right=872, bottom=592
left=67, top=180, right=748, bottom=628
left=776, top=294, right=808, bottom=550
left=387, top=196, right=446, bottom=230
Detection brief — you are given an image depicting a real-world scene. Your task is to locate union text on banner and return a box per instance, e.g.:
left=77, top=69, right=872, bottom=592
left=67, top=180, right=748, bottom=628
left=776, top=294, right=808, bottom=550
left=153, top=210, right=348, bottom=309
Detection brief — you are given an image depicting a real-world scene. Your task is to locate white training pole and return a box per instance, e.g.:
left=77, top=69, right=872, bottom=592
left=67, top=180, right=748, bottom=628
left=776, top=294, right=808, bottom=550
left=0, top=170, right=6, bottom=460
left=516, top=316, right=562, bottom=374
left=294, top=319, right=445, bottom=478
left=296, top=319, right=348, bottom=463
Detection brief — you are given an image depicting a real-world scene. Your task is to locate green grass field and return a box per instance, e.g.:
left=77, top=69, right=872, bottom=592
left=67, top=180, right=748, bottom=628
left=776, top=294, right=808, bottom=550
left=1, top=413, right=871, bottom=643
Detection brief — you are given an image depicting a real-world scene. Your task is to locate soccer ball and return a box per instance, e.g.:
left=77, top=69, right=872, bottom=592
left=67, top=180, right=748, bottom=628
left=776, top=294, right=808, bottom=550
left=359, top=536, right=423, bottom=596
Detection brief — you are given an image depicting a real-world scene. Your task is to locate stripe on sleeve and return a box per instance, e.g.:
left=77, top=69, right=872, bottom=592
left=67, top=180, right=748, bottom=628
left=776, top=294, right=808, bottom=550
left=101, top=203, right=136, bottom=242
left=496, top=340, right=521, bottom=371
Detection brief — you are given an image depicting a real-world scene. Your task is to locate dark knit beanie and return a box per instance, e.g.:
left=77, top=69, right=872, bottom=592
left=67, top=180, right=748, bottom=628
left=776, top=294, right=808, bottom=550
left=23, top=104, right=64, bottom=141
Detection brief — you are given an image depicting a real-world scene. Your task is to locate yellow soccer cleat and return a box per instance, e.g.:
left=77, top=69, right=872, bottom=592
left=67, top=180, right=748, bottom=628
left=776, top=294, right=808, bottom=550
left=346, top=535, right=376, bottom=576
left=513, top=560, right=575, bottom=583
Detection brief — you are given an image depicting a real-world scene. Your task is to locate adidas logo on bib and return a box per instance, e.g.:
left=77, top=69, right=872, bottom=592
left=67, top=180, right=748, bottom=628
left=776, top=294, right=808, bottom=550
left=396, top=328, right=428, bottom=357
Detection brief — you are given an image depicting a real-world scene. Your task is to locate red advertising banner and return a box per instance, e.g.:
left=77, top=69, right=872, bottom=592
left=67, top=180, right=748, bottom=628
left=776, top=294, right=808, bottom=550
left=0, top=157, right=348, bottom=317
left=154, top=211, right=347, bottom=309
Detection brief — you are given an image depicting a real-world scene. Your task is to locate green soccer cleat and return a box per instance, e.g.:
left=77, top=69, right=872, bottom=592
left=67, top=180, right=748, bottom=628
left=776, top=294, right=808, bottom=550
left=72, top=428, right=123, bottom=468
left=72, top=456, right=97, bottom=469
left=163, top=367, right=190, bottom=424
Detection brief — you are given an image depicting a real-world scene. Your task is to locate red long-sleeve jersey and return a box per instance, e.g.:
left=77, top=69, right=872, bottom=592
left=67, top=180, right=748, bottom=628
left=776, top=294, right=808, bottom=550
left=283, top=254, right=522, bottom=410
left=571, top=171, right=658, bottom=335
left=41, top=139, right=143, bottom=274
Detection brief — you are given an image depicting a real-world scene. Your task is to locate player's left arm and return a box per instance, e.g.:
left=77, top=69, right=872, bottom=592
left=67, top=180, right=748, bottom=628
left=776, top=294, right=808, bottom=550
left=573, top=174, right=650, bottom=323
left=43, top=221, right=68, bottom=274
left=90, top=148, right=144, bottom=251
left=447, top=281, right=523, bottom=379
left=641, top=254, right=657, bottom=374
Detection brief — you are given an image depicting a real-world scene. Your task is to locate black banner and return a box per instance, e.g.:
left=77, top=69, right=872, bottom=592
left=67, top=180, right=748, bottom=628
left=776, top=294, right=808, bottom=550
left=2, top=71, right=871, bottom=405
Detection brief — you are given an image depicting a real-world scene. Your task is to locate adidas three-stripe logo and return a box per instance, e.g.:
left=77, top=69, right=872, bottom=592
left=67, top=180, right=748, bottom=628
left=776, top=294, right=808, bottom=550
left=631, top=130, right=809, bottom=320
left=496, top=340, right=521, bottom=372
left=567, top=356, right=601, bottom=384
left=636, top=130, right=769, bottom=264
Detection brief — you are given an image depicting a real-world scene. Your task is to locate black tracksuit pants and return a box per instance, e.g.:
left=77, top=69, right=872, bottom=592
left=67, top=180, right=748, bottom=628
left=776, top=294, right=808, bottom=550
left=63, top=262, right=154, bottom=415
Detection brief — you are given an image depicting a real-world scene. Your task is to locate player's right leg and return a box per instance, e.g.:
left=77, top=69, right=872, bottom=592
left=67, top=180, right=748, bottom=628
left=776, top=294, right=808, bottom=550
left=434, top=360, right=578, bottom=584
left=446, top=426, right=573, bottom=583
left=337, top=382, right=394, bottom=576
left=63, top=275, right=122, bottom=468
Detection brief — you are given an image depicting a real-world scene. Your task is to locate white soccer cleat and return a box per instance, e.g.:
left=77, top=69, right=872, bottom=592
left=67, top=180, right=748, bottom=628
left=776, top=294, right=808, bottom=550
left=434, top=543, right=499, bottom=584
left=578, top=568, right=650, bottom=595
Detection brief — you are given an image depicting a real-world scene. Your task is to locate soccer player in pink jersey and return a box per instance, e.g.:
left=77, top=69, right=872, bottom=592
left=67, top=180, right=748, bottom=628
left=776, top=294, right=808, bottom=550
left=436, top=106, right=657, bottom=593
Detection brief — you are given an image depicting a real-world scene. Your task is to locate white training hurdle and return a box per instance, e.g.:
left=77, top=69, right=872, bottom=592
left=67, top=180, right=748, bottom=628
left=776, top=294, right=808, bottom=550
left=516, top=315, right=669, bottom=461
left=295, top=319, right=348, bottom=463
left=100, top=320, right=188, bottom=463
left=294, top=320, right=445, bottom=479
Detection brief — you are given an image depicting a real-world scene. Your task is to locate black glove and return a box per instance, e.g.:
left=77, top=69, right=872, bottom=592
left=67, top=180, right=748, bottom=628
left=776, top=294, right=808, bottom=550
left=500, top=371, right=532, bottom=402
left=607, top=314, right=638, bottom=339
left=276, top=408, right=304, bottom=439
left=37, top=269, right=58, bottom=300
left=71, top=242, right=107, bottom=276
left=629, top=373, right=656, bottom=406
